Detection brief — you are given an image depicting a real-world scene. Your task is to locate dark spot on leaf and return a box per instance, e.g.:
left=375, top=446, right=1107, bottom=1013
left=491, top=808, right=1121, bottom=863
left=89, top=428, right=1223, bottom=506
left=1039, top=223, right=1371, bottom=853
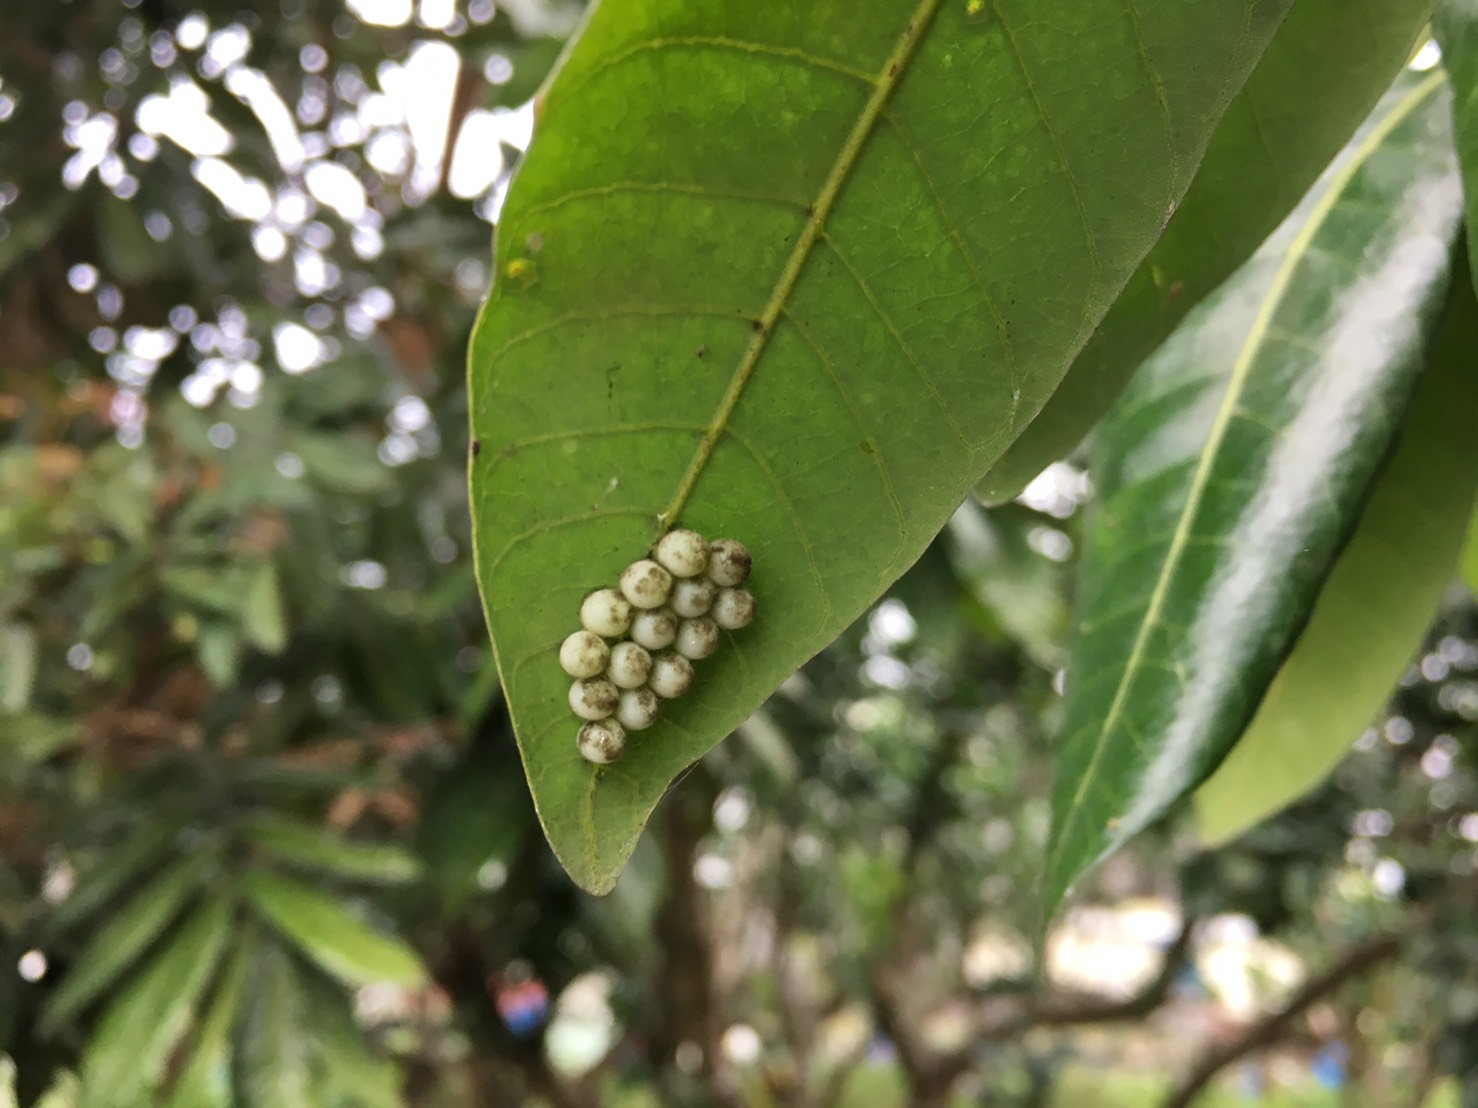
left=861, top=439, right=875, bottom=455
left=751, top=320, right=764, bottom=333
left=888, top=63, right=899, bottom=77
left=695, top=345, right=706, bottom=359
left=804, top=204, right=814, bottom=218
left=471, top=439, right=481, bottom=457
left=1168, top=280, right=1184, bottom=300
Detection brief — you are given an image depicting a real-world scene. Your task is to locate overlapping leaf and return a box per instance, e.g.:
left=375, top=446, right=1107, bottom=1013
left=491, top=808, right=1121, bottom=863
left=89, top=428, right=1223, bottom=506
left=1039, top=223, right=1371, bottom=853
left=470, top=0, right=1295, bottom=892
left=79, top=895, right=232, bottom=1108
left=1045, top=73, right=1463, bottom=922
left=1195, top=271, right=1478, bottom=844
left=979, top=0, right=1438, bottom=504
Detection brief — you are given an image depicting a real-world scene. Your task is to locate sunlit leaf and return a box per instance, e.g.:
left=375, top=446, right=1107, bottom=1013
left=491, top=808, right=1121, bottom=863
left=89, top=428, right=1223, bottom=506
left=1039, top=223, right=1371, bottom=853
left=1045, top=73, right=1462, bottom=925
left=470, top=0, right=1295, bottom=892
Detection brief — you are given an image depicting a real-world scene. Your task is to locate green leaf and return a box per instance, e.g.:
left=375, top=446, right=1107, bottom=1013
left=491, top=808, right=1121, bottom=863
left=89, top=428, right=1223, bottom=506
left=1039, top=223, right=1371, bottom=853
left=470, top=0, right=1295, bottom=892
left=977, top=0, right=1436, bottom=504
left=34, top=1072, right=80, bottom=1108
left=240, top=869, right=425, bottom=987
left=42, top=851, right=214, bottom=1034
left=198, top=622, right=243, bottom=687
left=241, top=561, right=288, bottom=655
left=1195, top=270, right=1478, bottom=844
left=300, top=975, right=402, bottom=1108
left=79, top=895, right=233, bottom=1108
left=1464, top=506, right=1478, bottom=596
left=1437, top=0, right=1478, bottom=286
left=0, top=625, right=36, bottom=712
left=163, top=934, right=254, bottom=1108
left=240, top=814, right=421, bottom=885
left=48, top=816, right=189, bottom=934
left=1045, top=74, right=1462, bottom=925
left=233, top=940, right=313, bottom=1108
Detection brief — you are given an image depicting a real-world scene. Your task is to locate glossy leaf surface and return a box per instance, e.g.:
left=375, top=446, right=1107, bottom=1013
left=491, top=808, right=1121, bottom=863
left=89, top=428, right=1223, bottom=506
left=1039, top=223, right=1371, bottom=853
left=978, top=0, right=1436, bottom=504
left=1195, top=273, right=1478, bottom=844
left=470, top=0, right=1293, bottom=892
left=1046, top=74, right=1462, bottom=922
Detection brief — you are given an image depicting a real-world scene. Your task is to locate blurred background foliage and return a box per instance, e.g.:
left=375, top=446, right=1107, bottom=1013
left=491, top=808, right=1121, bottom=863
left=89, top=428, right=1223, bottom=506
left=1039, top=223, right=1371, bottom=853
left=1, top=2, right=1477, bottom=1106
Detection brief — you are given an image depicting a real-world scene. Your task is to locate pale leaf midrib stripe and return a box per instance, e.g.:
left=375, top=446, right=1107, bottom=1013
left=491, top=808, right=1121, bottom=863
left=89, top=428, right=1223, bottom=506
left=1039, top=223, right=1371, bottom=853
left=1049, top=71, right=1446, bottom=881
left=658, top=0, right=944, bottom=528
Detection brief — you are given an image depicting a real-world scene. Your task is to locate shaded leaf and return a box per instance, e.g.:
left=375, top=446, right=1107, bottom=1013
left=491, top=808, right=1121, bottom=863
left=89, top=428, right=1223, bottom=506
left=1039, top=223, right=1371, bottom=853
left=1437, top=0, right=1478, bottom=286
left=48, top=815, right=189, bottom=933
left=470, top=0, right=1295, bottom=892
left=79, top=895, right=233, bottom=1108
left=42, top=851, right=214, bottom=1034
left=979, top=0, right=1436, bottom=503
left=162, top=933, right=254, bottom=1108
left=240, top=814, right=421, bottom=885
left=1195, top=268, right=1478, bottom=844
left=240, top=869, right=425, bottom=987
left=1046, top=74, right=1462, bottom=924
left=301, top=975, right=402, bottom=1108
left=233, top=940, right=312, bottom=1108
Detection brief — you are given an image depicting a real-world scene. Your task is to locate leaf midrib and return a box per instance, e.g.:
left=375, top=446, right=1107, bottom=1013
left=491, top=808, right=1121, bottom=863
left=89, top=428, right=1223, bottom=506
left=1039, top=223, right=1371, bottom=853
left=657, top=0, right=944, bottom=529
left=1048, top=70, right=1447, bottom=879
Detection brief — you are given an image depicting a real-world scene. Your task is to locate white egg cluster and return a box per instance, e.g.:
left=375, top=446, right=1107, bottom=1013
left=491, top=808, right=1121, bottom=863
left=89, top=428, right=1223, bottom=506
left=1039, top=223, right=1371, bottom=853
left=559, top=530, right=756, bottom=765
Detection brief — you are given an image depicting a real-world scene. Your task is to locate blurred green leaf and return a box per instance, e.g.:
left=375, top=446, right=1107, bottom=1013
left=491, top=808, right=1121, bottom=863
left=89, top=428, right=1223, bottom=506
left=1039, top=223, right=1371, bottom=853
left=240, top=814, right=421, bottom=885
left=240, top=869, right=425, bottom=987
left=979, top=1, right=1435, bottom=503
left=48, top=816, right=190, bottom=934
left=242, top=561, right=288, bottom=655
left=1196, top=270, right=1478, bottom=844
left=1046, top=74, right=1462, bottom=925
left=42, top=851, right=214, bottom=1034
left=471, top=0, right=1295, bottom=893
left=292, top=434, right=392, bottom=496
left=79, top=895, right=233, bottom=1108
left=198, top=623, right=243, bottom=687
left=3, top=715, right=77, bottom=766
left=0, top=625, right=36, bottom=712
left=1464, top=507, right=1478, bottom=597
left=418, top=745, right=530, bottom=911
left=163, top=933, right=253, bottom=1108
left=301, top=975, right=401, bottom=1108
left=233, top=940, right=313, bottom=1108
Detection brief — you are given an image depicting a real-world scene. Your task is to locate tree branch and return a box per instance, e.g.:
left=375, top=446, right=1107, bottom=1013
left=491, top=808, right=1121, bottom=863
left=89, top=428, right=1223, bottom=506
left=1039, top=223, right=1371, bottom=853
left=1160, top=931, right=1402, bottom=1108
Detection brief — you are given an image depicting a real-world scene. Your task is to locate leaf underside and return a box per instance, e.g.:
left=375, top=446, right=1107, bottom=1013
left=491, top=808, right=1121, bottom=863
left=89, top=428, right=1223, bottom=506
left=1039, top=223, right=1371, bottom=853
left=469, top=0, right=1293, bottom=892
left=1045, top=72, right=1462, bottom=922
